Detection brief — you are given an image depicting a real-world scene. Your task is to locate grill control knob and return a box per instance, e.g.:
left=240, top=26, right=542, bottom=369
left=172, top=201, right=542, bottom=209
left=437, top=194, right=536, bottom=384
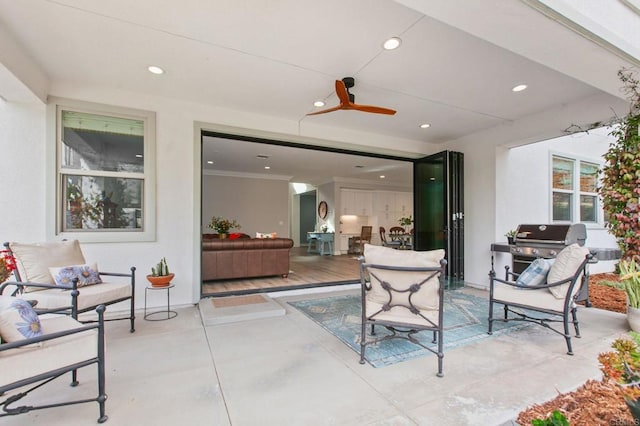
left=549, top=250, right=557, bottom=257
left=513, top=247, right=522, bottom=253
left=532, top=249, right=539, bottom=255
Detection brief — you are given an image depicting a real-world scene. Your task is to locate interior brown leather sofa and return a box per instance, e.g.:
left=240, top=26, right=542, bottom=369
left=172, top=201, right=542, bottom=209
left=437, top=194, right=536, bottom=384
left=202, top=236, right=294, bottom=281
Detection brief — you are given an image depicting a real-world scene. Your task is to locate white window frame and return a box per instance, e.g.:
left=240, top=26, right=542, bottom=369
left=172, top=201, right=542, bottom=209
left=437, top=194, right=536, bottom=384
left=46, top=97, right=156, bottom=242
left=550, top=153, right=602, bottom=226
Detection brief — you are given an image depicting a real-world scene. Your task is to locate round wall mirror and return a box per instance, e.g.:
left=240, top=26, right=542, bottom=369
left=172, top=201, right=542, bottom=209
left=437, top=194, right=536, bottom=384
left=318, top=201, right=328, bottom=219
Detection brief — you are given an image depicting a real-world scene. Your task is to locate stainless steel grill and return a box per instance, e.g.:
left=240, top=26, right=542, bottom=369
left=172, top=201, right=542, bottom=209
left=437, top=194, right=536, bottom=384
left=510, top=224, right=586, bottom=273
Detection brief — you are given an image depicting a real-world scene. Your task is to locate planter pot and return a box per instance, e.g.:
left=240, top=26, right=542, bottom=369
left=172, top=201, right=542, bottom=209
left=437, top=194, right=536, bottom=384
left=218, top=233, right=228, bottom=239
left=507, top=237, right=515, bottom=245
left=628, top=305, right=640, bottom=332
left=146, top=273, right=174, bottom=287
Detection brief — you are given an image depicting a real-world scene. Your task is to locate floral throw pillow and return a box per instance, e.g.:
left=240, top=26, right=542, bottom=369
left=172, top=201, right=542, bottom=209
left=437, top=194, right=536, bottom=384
left=0, top=296, right=43, bottom=342
left=49, top=263, right=102, bottom=287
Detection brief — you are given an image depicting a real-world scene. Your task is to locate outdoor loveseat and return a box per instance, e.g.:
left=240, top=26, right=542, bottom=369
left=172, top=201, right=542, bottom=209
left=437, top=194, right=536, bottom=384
left=2, top=240, right=136, bottom=332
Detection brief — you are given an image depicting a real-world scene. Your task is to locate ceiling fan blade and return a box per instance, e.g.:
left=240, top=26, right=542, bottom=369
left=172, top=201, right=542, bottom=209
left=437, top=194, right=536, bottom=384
left=351, top=104, right=397, bottom=115
left=335, top=80, right=350, bottom=105
left=306, top=105, right=344, bottom=116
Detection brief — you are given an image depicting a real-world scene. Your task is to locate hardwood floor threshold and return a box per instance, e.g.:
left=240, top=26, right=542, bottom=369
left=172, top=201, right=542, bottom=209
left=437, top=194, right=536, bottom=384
left=202, top=279, right=359, bottom=298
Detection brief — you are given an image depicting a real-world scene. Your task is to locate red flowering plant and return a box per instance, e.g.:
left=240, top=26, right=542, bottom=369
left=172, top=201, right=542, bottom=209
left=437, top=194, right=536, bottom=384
left=0, top=249, right=17, bottom=283
left=600, top=69, right=640, bottom=262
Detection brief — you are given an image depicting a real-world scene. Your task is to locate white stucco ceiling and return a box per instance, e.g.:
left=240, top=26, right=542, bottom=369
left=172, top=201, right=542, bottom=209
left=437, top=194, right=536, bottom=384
left=0, top=0, right=637, bottom=182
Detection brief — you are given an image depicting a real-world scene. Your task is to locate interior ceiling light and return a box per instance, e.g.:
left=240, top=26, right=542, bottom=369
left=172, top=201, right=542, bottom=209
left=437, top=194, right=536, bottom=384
left=380, top=175, right=386, bottom=179
left=383, top=37, right=402, bottom=50
left=207, top=161, right=213, bottom=164
left=147, top=65, right=164, bottom=75
left=419, top=123, right=431, bottom=129
left=313, top=101, right=325, bottom=107
left=512, top=84, right=528, bottom=92
left=257, top=154, right=270, bottom=159
left=354, top=165, right=364, bottom=169
left=135, top=154, right=143, bottom=158
left=264, top=166, right=271, bottom=170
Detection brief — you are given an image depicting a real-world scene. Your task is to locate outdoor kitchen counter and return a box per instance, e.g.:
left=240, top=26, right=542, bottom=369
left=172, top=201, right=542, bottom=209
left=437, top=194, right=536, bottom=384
left=490, top=243, right=621, bottom=261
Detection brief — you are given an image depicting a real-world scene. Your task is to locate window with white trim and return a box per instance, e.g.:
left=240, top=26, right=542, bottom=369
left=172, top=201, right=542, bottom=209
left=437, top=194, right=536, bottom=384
left=551, top=155, right=600, bottom=224
left=51, top=99, right=156, bottom=242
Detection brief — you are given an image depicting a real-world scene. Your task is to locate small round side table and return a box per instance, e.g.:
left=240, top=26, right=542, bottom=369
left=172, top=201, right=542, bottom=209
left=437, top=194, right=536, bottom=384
left=144, top=284, right=178, bottom=321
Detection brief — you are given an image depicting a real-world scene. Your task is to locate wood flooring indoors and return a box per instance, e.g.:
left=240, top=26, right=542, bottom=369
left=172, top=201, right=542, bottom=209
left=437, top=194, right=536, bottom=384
left=201, top=246, right=361, bottom=297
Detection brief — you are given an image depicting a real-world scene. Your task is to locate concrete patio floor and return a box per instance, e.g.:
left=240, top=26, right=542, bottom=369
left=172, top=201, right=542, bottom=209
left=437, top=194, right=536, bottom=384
left=2, top=286, right=629, bottom=426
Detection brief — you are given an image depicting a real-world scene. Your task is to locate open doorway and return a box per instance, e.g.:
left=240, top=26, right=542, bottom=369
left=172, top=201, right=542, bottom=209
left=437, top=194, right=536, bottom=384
left=200, top=131, right=416, bottom=296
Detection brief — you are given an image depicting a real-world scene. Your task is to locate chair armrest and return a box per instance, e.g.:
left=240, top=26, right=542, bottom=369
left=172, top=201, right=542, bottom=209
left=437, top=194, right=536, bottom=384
left=0, top=280, right=73, bottom=294
left=0, top=305, right=106, bottom=352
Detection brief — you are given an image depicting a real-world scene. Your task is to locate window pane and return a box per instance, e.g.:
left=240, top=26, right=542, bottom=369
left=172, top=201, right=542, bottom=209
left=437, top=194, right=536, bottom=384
left=580, top=195, right=597, bottom=222
left=580, top=162, right=598, bottom=193
left=63, top=175, right=143, bottom=231
left=61, top=111, right=144, bottom=173
left=553, top=192, right=572, bottom=221
left=552, top=157, right=573, bottom=190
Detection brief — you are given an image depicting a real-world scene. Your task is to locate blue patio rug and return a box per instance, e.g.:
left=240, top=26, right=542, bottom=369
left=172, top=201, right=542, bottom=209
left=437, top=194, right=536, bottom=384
left=289, top=291, right=530, bottom=367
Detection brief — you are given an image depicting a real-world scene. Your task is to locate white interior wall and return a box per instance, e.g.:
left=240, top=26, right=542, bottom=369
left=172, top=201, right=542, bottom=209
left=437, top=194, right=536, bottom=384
left=202, top=174, right=289, bottom=237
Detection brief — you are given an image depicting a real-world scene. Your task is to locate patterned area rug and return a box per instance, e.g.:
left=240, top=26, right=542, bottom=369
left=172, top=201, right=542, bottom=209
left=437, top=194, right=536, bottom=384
left=289, top=291, right=530, bottom=367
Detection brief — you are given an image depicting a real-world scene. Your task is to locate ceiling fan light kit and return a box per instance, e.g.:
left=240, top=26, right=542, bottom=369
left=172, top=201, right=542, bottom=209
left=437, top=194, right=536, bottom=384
left=306, top=77, right=396, bottom=116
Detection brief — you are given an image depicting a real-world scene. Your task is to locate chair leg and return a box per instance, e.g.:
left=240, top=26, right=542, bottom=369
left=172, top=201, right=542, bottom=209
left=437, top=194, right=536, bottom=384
left=487, top=300, right=494, bottom=335
left=572, top=308, right=581, bottom=338
left=97, top=305, right=108, bottom=423
left=563, top=312, right=574, bottom=355
left=371, top=324, right=376, bottom=335
left=436, top=330, right=444, bottom=377
left=360, top=321, right=367, bottom=365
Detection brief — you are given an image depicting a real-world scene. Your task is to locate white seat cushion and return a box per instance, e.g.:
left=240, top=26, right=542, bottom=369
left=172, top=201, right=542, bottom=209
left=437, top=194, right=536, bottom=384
left=494, top=282, right=568, bottom=312
left=0, top=315, right=98, bottom=388
left=16, top=281, right=132, bottom=311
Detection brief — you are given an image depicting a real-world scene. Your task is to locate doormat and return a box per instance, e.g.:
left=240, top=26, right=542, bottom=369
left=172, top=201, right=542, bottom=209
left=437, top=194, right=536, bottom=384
left=211, top=294, right=269, bottom=308
left=289, top=291, right=530, bottom=367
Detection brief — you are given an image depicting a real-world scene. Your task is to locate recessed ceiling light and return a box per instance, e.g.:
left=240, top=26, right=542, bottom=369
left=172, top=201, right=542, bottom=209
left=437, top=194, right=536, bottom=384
left=383, top=37, right=402, bottom=50
left=147, top=65, right=164, bottom=75
left=264, top=166, right=271, bottom=170
left=512, top=84, right=527, bottom=92
left=314, top=101, right=325, bottom=107
left=419, top=123, right=431, bottom=129
left=257, top=154, right=270, bottom=159
left=135, top=154, right=143, bottom=158
left=380, top=175, right=386, bottom=179
left=354, top=165, right=364, bottom=169
left=207, top=161, right=213, bottom=164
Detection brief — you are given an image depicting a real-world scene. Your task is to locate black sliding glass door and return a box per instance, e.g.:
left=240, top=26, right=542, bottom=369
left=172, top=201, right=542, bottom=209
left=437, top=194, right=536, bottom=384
left=413, top=151, right=464, bottom=280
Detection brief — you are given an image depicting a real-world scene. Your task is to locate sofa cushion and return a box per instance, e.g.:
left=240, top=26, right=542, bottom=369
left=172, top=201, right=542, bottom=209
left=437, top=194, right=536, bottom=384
left=547, top=244, right=590, bottom=299
left=363, top=244, right=445, bottom=324
left=9, top=241, right=86, bottom=290
left=49, top=263, right=102, bottom=287
left=0, top=296, right=43, bottom=343
left=516, top=258, right=553, bottom=287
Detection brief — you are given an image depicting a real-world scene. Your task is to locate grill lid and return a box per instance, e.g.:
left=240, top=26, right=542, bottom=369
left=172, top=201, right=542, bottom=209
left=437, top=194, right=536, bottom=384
left=515, top=224, right=586, bottom=246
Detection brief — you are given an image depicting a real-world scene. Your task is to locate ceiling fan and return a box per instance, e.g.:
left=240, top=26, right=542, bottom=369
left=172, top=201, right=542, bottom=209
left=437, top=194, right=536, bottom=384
left=307, top=77, right=396, bottom=116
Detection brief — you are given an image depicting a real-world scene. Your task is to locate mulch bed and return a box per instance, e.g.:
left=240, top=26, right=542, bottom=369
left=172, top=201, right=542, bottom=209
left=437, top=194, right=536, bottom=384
left=517, top=273, right=634, bottom=424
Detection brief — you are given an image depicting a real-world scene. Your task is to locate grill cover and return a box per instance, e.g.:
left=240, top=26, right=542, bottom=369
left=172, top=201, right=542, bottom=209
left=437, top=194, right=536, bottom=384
left=515, top=224, right=586, bottom=246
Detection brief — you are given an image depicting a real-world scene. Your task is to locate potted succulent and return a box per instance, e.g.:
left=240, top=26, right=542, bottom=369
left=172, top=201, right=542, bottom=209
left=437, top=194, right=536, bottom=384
left=147, top=257, right=174, bottom=287
left=505, top=229, right=517, bottom=245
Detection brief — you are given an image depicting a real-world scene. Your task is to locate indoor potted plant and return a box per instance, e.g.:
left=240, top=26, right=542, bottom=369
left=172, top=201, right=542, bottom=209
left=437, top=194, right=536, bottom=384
left=207, top=216, right=241, bottom=238
left=399, top=215, right=413, bottom=233
left=147, top=257, right=174, bottom=287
